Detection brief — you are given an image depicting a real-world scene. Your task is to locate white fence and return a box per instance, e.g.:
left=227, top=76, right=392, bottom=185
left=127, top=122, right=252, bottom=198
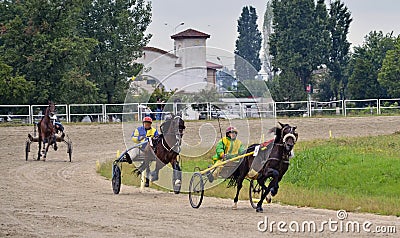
left=0, top=98, right=399, bottom=123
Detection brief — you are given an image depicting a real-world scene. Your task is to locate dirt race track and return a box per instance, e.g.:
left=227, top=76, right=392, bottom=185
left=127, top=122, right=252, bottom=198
left=1, top=116, right=399, bottom=237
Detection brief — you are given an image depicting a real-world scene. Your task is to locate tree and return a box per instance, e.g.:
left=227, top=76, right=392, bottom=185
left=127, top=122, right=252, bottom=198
left=262, top=1, right=274, bottom=79
left=378, top=37, right=400, bottom=98
left=326, top=0, right=352, bottom=100
left=347, top=57, right=378, bottom=100
left=266, top=71, right=306, bottom=102
left=269, top=0, right=330, bottom=90
left=234, top=6, right=262, bottom=81
left=0, top=62, right=33, bottom=104
left=0, top=0, right=97, bottom=104
left=347, top=31, right=396, bottom=99
left=79, top=0, right=152, bottom=103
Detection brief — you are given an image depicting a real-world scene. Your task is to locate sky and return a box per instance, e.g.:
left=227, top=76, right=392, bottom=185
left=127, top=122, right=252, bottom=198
left=145, top=0, right=400, bottom=55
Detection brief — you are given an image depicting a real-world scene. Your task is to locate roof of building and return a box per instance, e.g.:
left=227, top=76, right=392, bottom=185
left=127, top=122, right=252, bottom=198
left=171, top=29, right=210, bottom=40
left=143, top=46, right=178, bottom=58
left=206, top=61, right=223, bottom=69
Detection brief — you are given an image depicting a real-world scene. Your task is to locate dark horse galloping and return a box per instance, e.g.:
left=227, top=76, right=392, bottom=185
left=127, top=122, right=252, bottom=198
left=134, top=115, right=186, bottom=193
left=37, top=101, right=58, bottom=160
left=228, top=122, right=298, bottom=212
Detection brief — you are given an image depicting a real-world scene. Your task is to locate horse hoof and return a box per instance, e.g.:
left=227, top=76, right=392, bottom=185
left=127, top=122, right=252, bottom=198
left=232, top=203, right=238, bottom=210
left=256, top=207, right=263, bottom=213
left=54, top=145, right=58, bottom=151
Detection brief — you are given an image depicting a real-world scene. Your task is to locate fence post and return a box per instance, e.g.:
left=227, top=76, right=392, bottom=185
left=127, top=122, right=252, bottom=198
left=103, top=104, right=107, bottom=122
left=68, top=105, right=71, bottom=122
left=376, top=99, right=380, bottom=115
left=29, top=105, right=33, bottom=124
left=207, top=102, right=211, bottom=120
left=28, top=105, right=32, bottom=124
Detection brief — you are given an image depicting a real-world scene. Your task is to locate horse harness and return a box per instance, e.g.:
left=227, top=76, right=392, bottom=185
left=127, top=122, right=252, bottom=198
left=266, top=125, right=297, bottom=165
left=154, top=116, right=184, bottom=154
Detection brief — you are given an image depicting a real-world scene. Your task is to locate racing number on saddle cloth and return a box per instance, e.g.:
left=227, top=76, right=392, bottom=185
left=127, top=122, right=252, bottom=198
left=253, top=145, right=260, bottom=157
left=247, top=145, right=261, bottom=179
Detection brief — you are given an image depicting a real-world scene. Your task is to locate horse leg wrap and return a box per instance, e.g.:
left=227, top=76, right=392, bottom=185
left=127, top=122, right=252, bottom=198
left=266, top=192, right=272, bottom=203
left=232, top=202, right=238, bottom=210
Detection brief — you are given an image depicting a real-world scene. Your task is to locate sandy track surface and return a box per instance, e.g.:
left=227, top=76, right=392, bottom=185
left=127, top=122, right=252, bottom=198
left=1, top=117, right=399, bottom=237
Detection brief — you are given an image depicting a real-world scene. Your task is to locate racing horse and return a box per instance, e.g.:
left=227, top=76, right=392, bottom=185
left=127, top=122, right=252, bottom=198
left=133, top=115, right=186, bottom=192
left=227, top=122, right=298, bottom=212
left=37, top=101, right=58, bottom=160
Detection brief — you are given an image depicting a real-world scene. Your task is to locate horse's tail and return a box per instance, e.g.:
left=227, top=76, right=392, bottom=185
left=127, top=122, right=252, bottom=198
left=226, top=163, right=242, bottom=188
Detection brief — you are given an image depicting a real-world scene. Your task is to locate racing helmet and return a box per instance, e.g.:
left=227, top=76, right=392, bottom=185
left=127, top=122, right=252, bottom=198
left=143, top=116, right=153, bottom=123
left=226, top=126, right=238, bottom=135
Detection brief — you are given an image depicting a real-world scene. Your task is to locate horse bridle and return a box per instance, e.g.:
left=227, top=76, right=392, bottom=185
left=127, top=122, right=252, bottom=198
left=268, top=125, right=297, bottom=164
left=160, top=116, right=185, bottom=153
left=282, top=126, right=297, bottom=146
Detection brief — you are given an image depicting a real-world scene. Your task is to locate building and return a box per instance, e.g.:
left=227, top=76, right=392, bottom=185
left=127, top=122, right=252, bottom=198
left=135, top=29, right=221, bottom=93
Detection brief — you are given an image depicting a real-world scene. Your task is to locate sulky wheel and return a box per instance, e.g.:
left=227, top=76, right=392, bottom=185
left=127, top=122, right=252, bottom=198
left=112, top=163, right=121, bottom=194
left=189, top=172, right=204, bottom=209
left=25, top=140, right=30, bottom=161
left=249, top=180, right=262, bottom=209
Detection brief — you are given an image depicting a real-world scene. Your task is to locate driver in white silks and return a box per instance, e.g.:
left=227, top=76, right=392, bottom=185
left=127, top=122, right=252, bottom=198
left=49, top=112, right=65, bottom=136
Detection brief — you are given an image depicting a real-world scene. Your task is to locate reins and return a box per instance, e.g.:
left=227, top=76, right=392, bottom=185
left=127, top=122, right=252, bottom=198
left=156, top=117, right=183, bottom=154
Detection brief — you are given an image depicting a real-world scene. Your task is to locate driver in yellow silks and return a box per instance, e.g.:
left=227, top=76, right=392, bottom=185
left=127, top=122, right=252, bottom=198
left=208, top=126, right=245, bottom=182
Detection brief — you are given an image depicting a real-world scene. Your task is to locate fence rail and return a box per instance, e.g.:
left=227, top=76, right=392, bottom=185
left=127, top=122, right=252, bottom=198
left=0, top=98, right=399, bottom=123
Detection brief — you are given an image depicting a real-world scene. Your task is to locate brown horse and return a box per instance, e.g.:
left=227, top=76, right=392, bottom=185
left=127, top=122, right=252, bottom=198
left=37, top=101, right=57, bottom=160
left=228, top=122, right=298, bottom=212
left=133, top=115, right=186, bottom=193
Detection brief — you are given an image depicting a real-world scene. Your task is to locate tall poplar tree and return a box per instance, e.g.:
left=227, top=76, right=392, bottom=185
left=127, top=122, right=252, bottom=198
left=269, top=0, right=330, bottom=90
left=234, top=6, right=262, bottom=81
left=262, top=1, right=273, bottom=79
left=327, top=0, right=352, bottom=100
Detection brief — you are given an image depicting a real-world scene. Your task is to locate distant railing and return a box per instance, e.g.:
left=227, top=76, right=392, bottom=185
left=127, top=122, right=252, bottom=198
left=0, top=98, right=399, bottom=123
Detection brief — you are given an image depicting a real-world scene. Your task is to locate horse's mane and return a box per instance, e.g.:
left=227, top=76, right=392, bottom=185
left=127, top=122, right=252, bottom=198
left=160, top=115, right=185, bottom=134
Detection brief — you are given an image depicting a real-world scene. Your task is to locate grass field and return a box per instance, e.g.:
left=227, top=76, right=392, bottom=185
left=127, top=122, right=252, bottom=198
left=98, top=132, right=400, bottom=216
left=278, top=132, right=400, bottom=216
